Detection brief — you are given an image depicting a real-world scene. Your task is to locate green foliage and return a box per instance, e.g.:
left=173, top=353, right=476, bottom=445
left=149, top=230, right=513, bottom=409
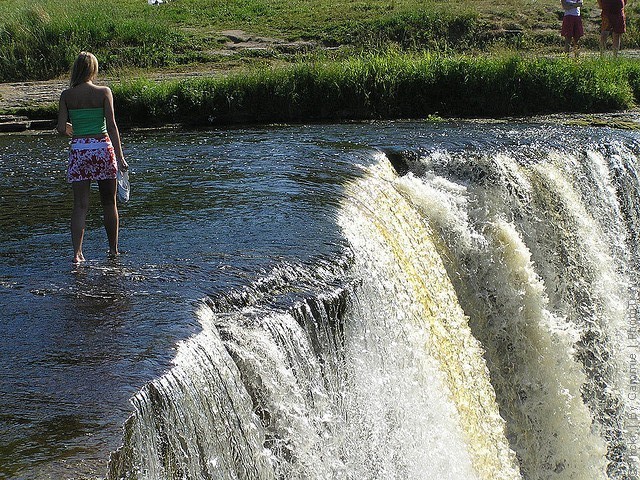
left=3, top=0, right=639, bottom=124
left=622, top=3, right=640, bottom=48
left=0, top=2, right=195, bottom=81
left=7, top=103, right=59, bottom=119
left=342, top=9, right=487, bottom=51
left=0, top=0, right=528, bottom=82
left=111, top=54, right=639, bottom=126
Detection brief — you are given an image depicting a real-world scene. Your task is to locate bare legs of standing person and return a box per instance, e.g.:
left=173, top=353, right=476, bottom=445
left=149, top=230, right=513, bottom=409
left=71, top=179, right=119, bottom=262
left=600, top=30, right=610, bottom=56
left=71, top=180, right=90, bottom=263
left=564, top=37, right=579, bottom=57
left=612, top=32, right=622, bottom=57
left=601, top=30, right=622, bottom=57
left=98, top=178, right=119, bottom=256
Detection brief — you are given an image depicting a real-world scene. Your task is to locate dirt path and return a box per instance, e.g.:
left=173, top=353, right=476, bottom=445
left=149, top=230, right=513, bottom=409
left=0, top=79, right=67, bottom=110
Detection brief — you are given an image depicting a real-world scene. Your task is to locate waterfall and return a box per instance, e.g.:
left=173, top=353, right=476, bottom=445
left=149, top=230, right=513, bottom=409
left=107, top=305, right=275, bottom=480
left=338, top=159, right=521, bottom=480
left=391, top=140, right=640, bottom=479
left=108, top=138, right=640, bottom=480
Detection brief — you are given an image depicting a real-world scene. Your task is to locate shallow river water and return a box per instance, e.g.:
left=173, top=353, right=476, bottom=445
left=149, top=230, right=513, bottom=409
left=1, top=121, right=639, bottom=479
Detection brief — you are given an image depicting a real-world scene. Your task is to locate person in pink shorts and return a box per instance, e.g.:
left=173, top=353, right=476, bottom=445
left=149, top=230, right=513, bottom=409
left=57, top=52, right=129, bottom=263
left=561, top=0, right=584, bottom=57
left=599, top=0, right=626, bottom=56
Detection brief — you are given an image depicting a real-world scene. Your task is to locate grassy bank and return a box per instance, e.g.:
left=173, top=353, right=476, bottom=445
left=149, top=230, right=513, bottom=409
left=3, top=0, right=640, bottom=82
left=105, top=54, right=637, bottom=126
left=0, top=0, right=485, bottom=82
left=0, top=2, right=198, bottom=82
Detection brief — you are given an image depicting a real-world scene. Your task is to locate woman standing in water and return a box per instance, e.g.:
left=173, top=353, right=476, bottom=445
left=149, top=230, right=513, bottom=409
left=57, top=52, right=128, bottom=263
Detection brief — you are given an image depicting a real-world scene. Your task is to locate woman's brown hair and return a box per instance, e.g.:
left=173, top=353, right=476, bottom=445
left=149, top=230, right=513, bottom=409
left=70, top=51, right=98, bottom=87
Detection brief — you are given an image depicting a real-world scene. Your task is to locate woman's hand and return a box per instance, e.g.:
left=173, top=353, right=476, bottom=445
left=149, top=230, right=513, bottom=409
left=118, top=157, right=129, bottom=171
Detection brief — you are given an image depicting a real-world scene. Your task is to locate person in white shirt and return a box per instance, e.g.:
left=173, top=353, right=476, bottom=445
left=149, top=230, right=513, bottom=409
left=561, top=0, right=584, bottom=56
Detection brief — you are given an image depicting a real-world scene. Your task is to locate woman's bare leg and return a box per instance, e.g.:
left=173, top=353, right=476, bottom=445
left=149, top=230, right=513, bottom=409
left=600, top=31, right=609, bottom=55
left=612, top=32, right=622, bottom=57
left=98, top=178, right=119, bottom=255
left=71, top=180, right=91, bottom=263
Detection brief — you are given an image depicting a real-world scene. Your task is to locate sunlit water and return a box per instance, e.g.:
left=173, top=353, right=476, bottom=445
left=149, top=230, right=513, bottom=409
left=1, top=121, right=639, bottom=479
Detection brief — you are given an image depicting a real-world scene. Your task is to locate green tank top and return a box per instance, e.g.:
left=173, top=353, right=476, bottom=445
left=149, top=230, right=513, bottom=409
left=68, top=108, right=107, bottom=136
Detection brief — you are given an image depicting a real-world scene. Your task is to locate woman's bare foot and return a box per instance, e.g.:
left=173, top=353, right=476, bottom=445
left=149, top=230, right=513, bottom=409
left=73, top=253, right=85, bottom=264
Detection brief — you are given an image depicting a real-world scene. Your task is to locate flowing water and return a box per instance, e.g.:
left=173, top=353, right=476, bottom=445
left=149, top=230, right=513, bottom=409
left=1, top=121, right=639, bottom=480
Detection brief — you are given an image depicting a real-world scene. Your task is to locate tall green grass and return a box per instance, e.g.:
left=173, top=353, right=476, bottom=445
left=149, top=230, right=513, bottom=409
left=0, top=0, right=543, bottom=83
left=342, top=9, right=488, bottom=51
left=0, top=3, right=197, bottom=81
left=0, top=1, right=488, bottom=82
left=111, top=54, right=637, bottom=126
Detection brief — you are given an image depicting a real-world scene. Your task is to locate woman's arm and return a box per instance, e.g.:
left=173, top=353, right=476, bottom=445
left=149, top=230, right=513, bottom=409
left=104, top=87, right=128, bottom=170
left=56, top=91, right=72, bottom=136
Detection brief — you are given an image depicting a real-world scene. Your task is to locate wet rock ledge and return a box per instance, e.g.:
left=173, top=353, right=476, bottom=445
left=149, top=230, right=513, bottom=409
left=0, top=114, right=55, bottom=133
